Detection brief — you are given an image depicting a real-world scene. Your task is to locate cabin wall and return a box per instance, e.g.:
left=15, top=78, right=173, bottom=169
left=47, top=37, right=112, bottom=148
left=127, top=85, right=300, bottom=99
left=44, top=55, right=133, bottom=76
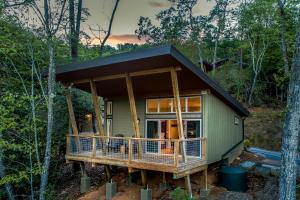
left=203, top=93, right=243, bottom=164
left=111, top=97, right=145, bottom=137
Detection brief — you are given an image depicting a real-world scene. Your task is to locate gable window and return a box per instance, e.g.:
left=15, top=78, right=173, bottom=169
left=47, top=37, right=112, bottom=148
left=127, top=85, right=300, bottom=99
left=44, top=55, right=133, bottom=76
left=159, top=99, right=172, bottom=112
left=146, top=96, right=201, bottom=113
left=187, top=97, right=201, bottom=112
left=147, top=99, right=158, bottom=113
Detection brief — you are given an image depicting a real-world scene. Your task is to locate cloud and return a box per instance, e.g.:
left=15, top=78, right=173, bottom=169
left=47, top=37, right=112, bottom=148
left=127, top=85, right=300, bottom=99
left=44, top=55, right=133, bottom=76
left=108, top=34, right=146, bottom=45
left=82, top=34, right=146, bottom=46
left=148, top=0, right=170, bottom=8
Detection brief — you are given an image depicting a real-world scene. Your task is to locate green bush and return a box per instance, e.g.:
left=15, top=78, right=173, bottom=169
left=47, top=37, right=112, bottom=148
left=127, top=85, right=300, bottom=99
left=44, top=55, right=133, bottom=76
left=170, top=187, right=194, bottom=200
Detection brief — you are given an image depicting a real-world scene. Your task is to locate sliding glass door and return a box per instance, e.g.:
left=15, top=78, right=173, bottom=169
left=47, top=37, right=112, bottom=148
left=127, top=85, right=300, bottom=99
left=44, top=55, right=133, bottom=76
left=146, top=119, right=202, bottom=156
left=146, top=120, right=159, bottom=153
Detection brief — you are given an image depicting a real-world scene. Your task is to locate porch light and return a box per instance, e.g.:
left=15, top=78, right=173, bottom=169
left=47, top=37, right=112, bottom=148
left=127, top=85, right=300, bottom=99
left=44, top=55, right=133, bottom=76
left=85, top=113, right=92, bottom=121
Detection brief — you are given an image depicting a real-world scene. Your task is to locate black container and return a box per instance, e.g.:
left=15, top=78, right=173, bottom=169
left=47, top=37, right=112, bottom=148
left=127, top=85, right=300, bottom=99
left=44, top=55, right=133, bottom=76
left=219, top=166, right=248, bottom=192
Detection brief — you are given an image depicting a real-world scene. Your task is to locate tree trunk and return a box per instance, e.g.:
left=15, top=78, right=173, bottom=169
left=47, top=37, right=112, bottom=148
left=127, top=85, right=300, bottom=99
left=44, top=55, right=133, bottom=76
left=69, top=0, right=76, bottom=61
left=279, top=9, right=300, bottom=200
left=99, top=0, right=120, bottom=55
left=0, top=133, right=15, bottom=200
left=278, top=0, right=290, bottom=75
left=247, top=72, right=258, bottom=106
left=39, top=40, right=56, bottom=200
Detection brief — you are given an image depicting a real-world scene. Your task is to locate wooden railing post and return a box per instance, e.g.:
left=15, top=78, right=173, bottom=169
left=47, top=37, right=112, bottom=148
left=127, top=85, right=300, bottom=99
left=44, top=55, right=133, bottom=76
left=174, top=140, right=179, bottom=167
left=128, top=138, right=132, bottom=163
left=201, top=138, right=207, bottom=160
left=66, top=135, right=70, bottom=155
left=92, top=136, right=96, bottom=158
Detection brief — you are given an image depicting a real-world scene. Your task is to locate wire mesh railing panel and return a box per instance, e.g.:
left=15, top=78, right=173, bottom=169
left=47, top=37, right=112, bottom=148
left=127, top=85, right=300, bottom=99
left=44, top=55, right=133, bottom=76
left=131, top=139, right=176, bottom=166
left=66, top=134, right=207, bottom=169
left=104, top=137, right=129, bottom=160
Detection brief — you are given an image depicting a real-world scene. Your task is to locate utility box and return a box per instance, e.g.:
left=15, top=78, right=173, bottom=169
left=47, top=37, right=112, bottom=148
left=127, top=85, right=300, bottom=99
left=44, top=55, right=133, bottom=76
left=141, top=188, right=152, bottom=200
left=106, top=181, right=117, bottom=200
left=80, top=176, right=91, bottom=193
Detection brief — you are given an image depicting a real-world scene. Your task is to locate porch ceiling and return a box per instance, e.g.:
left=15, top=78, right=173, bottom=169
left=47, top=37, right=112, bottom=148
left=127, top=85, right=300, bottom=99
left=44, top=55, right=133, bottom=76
left=73, top=68, right=207, bottom=97
left=55, top=45, right=249, bottom=116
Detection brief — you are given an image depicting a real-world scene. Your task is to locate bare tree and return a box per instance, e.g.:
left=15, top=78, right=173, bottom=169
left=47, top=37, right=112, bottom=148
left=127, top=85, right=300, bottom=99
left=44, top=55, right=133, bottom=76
left=30, top=0, right=67, bottom=199
left=211, top=0, right=229, bottom=76
left=0, top=133, right=15, bottom=200
left=87, top=0, right=119, bottom=56
left=279, top=6, right=300, bottom=200
left=69, top=0, right=82, bottom=61
left=247, top=38, right=268, bottom=106
left=99, top=0, right=119, bottom=55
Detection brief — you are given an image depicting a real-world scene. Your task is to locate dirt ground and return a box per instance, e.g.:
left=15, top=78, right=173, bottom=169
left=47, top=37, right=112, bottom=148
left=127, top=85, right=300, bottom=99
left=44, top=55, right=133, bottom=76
left=56, top=151, right=283, bottom=200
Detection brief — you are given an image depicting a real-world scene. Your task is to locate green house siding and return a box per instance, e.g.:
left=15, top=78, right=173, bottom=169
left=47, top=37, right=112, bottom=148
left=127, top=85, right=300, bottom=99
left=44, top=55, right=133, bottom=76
left=111, top=97, right=145, bottom=137
left=109, top=93, right=243, bottom=164
left=203, top=93, right=243, bottom=164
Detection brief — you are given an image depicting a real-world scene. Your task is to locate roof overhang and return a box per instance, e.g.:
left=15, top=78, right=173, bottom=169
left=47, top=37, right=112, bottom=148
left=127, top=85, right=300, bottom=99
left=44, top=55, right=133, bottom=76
left=56, top=45, right=249, bottom=117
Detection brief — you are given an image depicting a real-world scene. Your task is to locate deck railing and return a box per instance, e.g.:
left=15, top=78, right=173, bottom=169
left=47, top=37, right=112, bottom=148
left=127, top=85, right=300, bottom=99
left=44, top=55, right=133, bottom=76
left=66, top=134, right=206, bottom=168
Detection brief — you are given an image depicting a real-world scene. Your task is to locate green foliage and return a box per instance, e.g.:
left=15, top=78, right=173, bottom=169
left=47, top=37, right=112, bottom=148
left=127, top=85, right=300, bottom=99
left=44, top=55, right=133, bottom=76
left=170, top=187, right=195, bottom=200
left=244, top=139, right=252, bottom=148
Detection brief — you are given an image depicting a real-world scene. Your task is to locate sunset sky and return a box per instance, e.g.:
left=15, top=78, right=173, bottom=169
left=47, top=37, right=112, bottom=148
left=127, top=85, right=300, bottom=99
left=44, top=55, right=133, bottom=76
left=82, top=0, right=215, bottom=46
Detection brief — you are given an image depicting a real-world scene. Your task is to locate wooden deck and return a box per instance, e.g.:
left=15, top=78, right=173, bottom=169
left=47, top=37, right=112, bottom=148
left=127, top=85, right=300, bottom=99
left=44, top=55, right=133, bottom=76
left=66, top=135, right=208, bottom=178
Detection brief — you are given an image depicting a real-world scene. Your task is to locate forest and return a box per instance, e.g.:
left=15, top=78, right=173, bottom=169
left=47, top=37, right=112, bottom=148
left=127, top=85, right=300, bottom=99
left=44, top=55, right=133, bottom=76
left=0, top=0, right=300, bottom=199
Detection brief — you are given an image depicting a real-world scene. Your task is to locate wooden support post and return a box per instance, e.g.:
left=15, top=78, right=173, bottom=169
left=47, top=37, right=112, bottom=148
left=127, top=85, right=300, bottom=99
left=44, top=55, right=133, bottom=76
left=128, top=138, right=132, bottom=163
left=65, top=88, right=81, bottom=152
left=170, top=67, right=192, bottom=197
left=201, top=138, right=207, bottom=160
left=174, top=141, right=179, bottom=166
left=66, top=135, right=70, bottom=155
left=162, top=172, right=166, bottom=184
left=204, top=168, right=208, bottom=190
left=170, top=68, right=187, bottom=161
left=92, top=137, right=96, bottom=158
left=125, top=74, right=147, bottom=187
left=89, top=80, right=111, bottom=180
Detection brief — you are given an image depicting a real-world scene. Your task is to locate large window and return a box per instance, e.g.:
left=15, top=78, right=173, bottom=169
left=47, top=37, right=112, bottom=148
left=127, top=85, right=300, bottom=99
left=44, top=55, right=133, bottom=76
left=146, top=96, right=201, bottom=113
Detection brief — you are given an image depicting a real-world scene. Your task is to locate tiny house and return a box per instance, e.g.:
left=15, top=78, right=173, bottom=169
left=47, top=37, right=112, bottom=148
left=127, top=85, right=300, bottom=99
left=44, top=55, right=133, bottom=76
left=56, top=45, right=249, bottom=195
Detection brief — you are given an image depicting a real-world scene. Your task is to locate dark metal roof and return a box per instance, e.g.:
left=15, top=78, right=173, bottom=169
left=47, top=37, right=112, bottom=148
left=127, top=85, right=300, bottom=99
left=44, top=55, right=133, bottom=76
left=56, top=45, right=249, bottom=116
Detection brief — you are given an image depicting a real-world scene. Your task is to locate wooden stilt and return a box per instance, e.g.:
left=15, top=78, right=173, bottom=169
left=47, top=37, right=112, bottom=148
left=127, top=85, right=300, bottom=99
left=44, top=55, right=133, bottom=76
left=170, top=67, right=192, bottom=197
left=89, top=80, right=111, bottom=180
left=125, top=74, right=147, bottom=186
left=64, top=87, right=80, bottom=151
left=162, top=172, right=166, bottom=184
left=205, top=168, right=208, bottom=190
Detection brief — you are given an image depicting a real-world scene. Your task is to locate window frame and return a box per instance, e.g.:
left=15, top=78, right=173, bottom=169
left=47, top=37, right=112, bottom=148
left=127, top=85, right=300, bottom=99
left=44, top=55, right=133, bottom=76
left=146, top=96, right=202, bottom=114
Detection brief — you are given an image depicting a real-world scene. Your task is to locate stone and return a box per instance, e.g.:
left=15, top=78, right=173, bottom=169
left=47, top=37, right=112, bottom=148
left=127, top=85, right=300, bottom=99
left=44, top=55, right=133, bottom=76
left=199, top=188, right=210, bottom=199
left=159, top=183, right=168, bottom=192
left=240, top=161, right=256, bottom=169
left=141, top=188, right=152, bottom=200
left=106, top=181, right=117, bottom=200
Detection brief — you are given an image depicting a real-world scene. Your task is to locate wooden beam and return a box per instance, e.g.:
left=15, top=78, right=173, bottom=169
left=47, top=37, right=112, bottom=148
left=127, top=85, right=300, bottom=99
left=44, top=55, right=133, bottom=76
left=170, top=67, right=192, bottom=197
left=64, top=88, right=81, bottom=151
left=125, top=74, right=147, bottom=186
left=65, top=88, right=79, bottom=136
left=125, top=74, right=141, bottom=138
left=173, top=165, right=208, bottom=179
left=89, top=79, right=111, bottom=179
left=71, top=66, right=181, bottom=84
left=89, top=80, right=105, bottom=136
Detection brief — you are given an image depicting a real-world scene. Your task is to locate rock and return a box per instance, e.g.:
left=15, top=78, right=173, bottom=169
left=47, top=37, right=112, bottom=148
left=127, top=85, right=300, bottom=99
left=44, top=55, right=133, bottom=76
left=240, top=161, right=256, bottom=169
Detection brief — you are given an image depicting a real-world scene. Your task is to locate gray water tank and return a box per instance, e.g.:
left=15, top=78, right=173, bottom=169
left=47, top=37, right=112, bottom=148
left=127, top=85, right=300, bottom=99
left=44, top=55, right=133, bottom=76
left=219, top=166, right=248, bottom=192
